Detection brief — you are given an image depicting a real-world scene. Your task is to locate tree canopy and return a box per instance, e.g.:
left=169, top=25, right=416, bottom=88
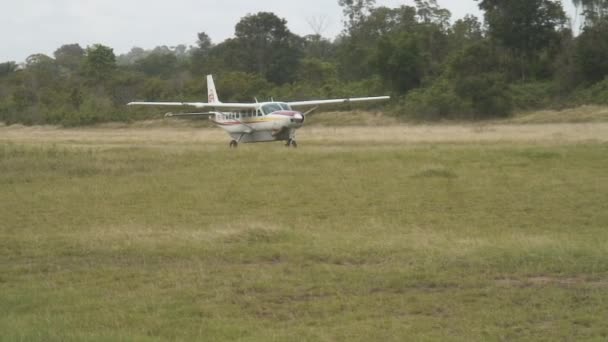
left=1, top=1, right=608, bottom=126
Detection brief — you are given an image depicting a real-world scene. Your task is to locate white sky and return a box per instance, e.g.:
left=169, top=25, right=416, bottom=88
left=1, top=0, right=578, bottom=63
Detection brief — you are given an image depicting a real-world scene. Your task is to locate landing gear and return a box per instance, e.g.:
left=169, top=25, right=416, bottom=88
left=229, top=140, right=238, bottom=149
left=285, top=139, right=298, bottom=148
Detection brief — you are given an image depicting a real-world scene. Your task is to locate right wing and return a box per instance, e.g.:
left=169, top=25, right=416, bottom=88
left=128, top=102, right=258, bottom=110
left=288, top=96, right=390, bottom=108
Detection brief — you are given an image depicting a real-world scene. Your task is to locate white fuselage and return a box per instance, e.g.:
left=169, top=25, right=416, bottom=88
left=210, top=102, right=304, bottom=143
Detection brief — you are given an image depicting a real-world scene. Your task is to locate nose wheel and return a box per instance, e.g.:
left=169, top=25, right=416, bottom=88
left=229, top=140, right=238, bottom=149
left=286, top=139, right=298, bottom=148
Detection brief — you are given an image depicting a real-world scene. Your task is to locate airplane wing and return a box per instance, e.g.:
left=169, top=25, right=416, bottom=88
left=128, top=102, right=258, bottom=110
left=288, top=96, right=390, bottom=108
left=164, top=112, right=214, bottom=118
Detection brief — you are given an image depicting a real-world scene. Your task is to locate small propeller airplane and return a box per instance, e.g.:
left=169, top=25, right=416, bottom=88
left=128, top=75, right=390, bottom=148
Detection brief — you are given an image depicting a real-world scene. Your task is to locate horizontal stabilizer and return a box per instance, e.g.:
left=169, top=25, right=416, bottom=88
left=165, top=112, right=214, bottom=118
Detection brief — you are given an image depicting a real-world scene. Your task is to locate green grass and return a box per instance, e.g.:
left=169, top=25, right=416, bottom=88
left=1, top=141, right=608, bottom=341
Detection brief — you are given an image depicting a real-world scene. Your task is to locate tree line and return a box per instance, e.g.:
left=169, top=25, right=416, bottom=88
left=1, top=0, right=608, bottom=126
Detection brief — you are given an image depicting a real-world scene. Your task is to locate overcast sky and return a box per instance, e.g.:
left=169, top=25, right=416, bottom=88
left=1, top=0, right=578, bottom=63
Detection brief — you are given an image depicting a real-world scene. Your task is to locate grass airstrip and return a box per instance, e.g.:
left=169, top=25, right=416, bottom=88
left=1, top=112, right=608, bottom=341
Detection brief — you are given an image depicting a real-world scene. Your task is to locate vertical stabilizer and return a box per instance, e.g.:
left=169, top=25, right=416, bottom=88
left=207, top=75, right=221, bottom=104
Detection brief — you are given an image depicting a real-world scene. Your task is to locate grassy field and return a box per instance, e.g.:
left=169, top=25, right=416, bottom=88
left=1, top=122, right=608, bottom=341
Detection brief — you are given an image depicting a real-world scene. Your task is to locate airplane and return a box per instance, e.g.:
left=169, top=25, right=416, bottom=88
left=128, top=75, right=390, bottom=148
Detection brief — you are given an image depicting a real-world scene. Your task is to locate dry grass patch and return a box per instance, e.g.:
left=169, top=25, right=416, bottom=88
left=511, top=105, right=608, bottom=124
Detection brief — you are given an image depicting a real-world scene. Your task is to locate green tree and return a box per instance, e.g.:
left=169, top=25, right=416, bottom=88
left=215, top=72, right=272, bottom=102
left=415, top=0, right=451, bottom=28
left=477, top=0, right=568, bottom=80
left=135, top=52, right=178, bottom=78
left=24, top=54, right=60, bottom=89
left=83, top=44, right=116, bottom=81
left=296, top=58, right=338, bottom=86
left=336, top=5, right=419, bottom=81
left=374, top=32, right=425, bottom=92
left=338, top=0, right=376, bottom=28
left=233, top=12, right=303, bottom=84
left=26, top=54, right=55, bottom=68
left=450, top=15, right=483, bottom=48
left=573, top=0, right=608, bottom=26
left=117, top=47, right=149, bottom=66
left=12, top=87, right=38, bottom=111
left=0, top=62, right=18, bottom=77
left=302, top=34, right=336, bottom=60
left=196, top=32, right=213, bottom=51
left=190, top=32, right=214, bottom=75
left=448, top=41, right=512, bottom=117
left=54, top=44, right=85, bottom=71
left=575, top=20, right=608, bottom=83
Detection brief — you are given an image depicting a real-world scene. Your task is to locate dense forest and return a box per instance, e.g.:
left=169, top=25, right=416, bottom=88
left=1, top=0, right=608, bottom=126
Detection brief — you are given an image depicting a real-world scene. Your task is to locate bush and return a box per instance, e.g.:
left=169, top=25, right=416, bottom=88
left=399, top=78, right=472, bottom=120
left=398, top=72, right=514, bottom=121
left=453, top=72, right=513, bottom=118
left=0, top=100, right=17, bottom=125
left=60, top=96, right=116, bottom=126
left=509, top=81, right=558, bottom=110
left=570, top=77, right=608, bottom=106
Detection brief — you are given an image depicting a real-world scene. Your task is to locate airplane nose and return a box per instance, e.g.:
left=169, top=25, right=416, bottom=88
left=294, top=112, right=304, bottom=123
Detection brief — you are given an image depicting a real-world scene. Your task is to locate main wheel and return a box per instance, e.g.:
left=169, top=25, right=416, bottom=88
left=229, top=140, right=238, bottom=149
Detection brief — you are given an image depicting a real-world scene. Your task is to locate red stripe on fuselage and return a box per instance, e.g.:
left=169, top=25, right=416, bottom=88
left=273, top=111, right=299, bottom=117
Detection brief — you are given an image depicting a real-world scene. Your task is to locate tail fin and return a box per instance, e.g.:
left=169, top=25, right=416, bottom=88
left=207, top=75, right=221, bottom=104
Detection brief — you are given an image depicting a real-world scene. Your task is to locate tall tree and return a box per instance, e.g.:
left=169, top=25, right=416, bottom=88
left=24, top=54, right=59, bottom=88
left=196, top=32, right=213, bottom=51
left=336, top=5, right=419, bottom=81
left=450, top=15, right=484, bottom=47
left=573, top=0, right=608, bottom=25
left=338, top=0, right=376, bottom=29
left=415, top=0, right=451, bottom=29
left=478, top=0, right=568, bottom=80
left=0, top=62, right=18, bottom=77
left=190, top=32, right=214, bottom=75
left=233, top=12, right=303, bottom=84
left=83, top=44, right=116, bottom=81
left=135, top=52, right=178, bottom=78
left=575, top=20, right=608, bottom=83
left=374, top=31, right=425, bottom=92
left=117, top=47, right=148, bottom=66
left=54, top=44, right=85, bottom=71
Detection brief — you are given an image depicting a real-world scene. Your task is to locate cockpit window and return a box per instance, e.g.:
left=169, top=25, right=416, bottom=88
left=262, top=103, right=283, bottom=115
left=279, top=103, right=291, bottom=110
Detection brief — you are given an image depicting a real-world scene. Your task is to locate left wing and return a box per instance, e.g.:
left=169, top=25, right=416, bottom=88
left=288, top=96, right=390, bottom=108
left=128, top=102, right=258, bottom=110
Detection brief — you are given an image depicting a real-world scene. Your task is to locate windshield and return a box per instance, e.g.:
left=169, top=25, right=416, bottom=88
left=262, top=103, right=283, bottom=115
left=279, top=103, right=291, bottom=110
